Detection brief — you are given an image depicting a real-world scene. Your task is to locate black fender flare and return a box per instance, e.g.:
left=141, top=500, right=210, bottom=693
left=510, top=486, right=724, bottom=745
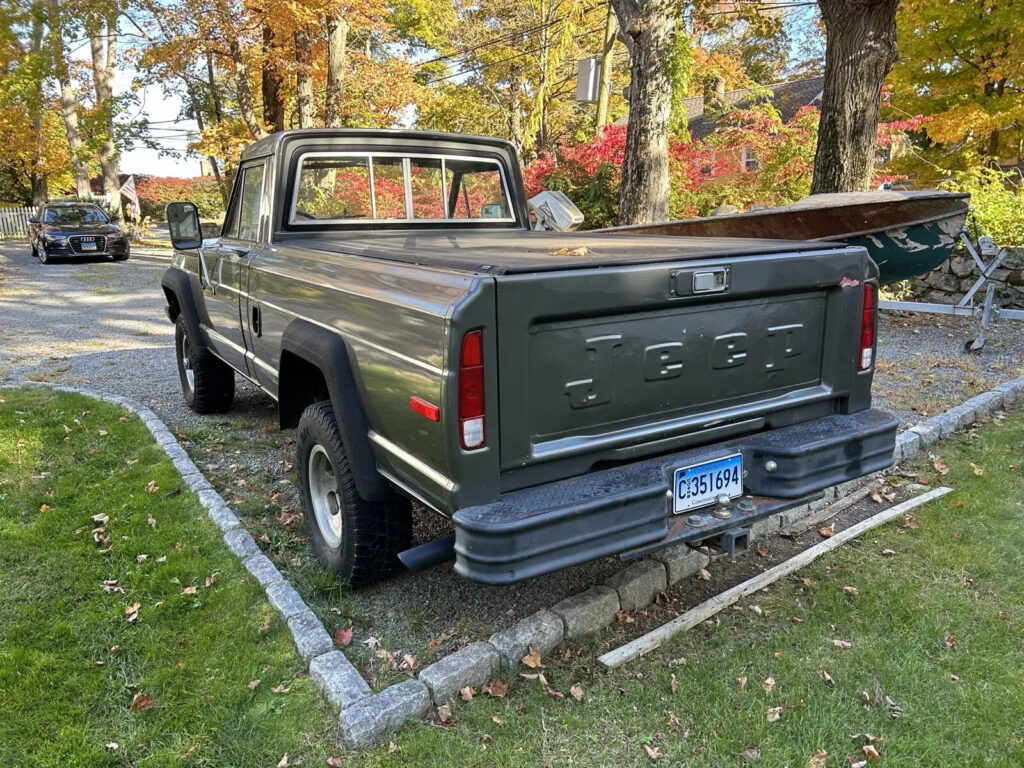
left=160, top=267, right=211, bottom=352
left=280, top=318, right=391, bottom=502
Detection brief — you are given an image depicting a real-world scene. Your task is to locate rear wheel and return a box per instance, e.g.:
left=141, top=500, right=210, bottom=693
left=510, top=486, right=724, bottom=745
left=297, top=400, right=412, bottom=584
left=175, top=314, right=234, bottom=413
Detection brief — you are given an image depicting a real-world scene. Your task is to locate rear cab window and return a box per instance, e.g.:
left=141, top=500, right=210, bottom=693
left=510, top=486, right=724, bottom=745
left=290, top=151, right=515, bottom=225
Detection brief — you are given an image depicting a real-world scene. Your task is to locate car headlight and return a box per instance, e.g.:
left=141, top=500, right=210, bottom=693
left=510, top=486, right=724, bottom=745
left=43, top=234, right=67, bottom=246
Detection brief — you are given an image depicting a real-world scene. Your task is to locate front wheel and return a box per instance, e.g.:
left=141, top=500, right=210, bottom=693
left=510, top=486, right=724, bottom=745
left=174, top=314, right=234, bottom=413
left=38, top=246, right=49, bottom=265
left=297, top=400, right=412, bottom=585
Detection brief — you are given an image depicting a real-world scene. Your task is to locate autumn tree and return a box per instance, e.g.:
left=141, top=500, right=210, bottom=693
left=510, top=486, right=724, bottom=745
left=810, top=0, right=898, bottom=193
left=887, top=0, right=1023, bottom=167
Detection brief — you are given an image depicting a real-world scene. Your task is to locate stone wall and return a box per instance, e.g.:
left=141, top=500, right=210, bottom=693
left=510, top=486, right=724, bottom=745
left=907, top=246, right=1024, bottom=308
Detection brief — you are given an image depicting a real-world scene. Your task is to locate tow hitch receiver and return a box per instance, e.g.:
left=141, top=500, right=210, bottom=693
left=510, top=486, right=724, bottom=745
left=702, top=527, right=751, bottom=559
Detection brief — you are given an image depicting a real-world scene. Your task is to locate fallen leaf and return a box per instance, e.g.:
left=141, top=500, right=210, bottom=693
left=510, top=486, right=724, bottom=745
left=943, top=632, right=960, bottom=649
left=903, top=515, right=919, bottom=529
left=801, top=577, right=818, bottom=590
left=668, top=657, right=687, bottom=666
left=670, top=674, right=679, bottom=694
left=644, top=744, right=661, bottom=761
left=819, top=526, right=834, bottom=538
left=521, top=645, right=543, bottom=668
left=102, top=579, right=124, bottom=594
left=147, top=514, right=156, bottom=528
left=756, top=545, right=768, bottom=558
left=105, top=742, right=119, bottom=751
left=125, top=602, right=141, bottom=622
left=869, top=487, right=884, bottom=503
left=326, top=758, right=343, bottom=767
left=766, top=706, right=784, bottom=722
left=492, top=715, right=504, bottom=726
left=333, top=627, right=353, bottom=647
left=737, top=675, right=748, bottom=690
left=130, top=692, right=155, bottom=712
left=697, top=568, right=711, bottom=581
left=182, top=586, right=198, bottom=595
left=39, top=504, right=51, bottom=512
left=91, top=513, right=109, bottom=525
left=437, top=704, right=452, bottom=724
left=741, top=747, right=762, bottom=762
left=842, top=585, right=859, bottom=596
left=205, top=575, right=215, bottom=588
left=616, top=609, right=636, bottom=625
left=969, top=462, right=984, bottom=476
left=460, top=686, right=474, bottom=702
left=277, top=754, right=289, bottom=768
left=789, top=616, right=804, bottom=623
left=570, top=683, right=584, bottom=702
left=248, top=679, right=261, bottom=690
left=762, top=677, right=776, bottom=694
left=750, top=605, right=763, bottom=616
left=833, top=639, right=853, bottom=649
left=136, top=554, right=148, bottom=564
left=950, top=674, right=961, bottom=683
left=655, top=591, right=669, bottom=607
left=399, top=653, right=419, bottom=672
left=806, top=749, right=828, bottom=768
left=145, top=481, right=158, bottom=493
left=817, top=667, right=835, bottom=687
left=881, top=548, right=898, bottom=556
left=388, top=741, right=397, bottom=753
left=484, top=679, right=508, bottom=697
left=933, top=459, right=949, bottom=476
left=98, top=429, right=108, bottom=436
left=544, top=685, right=564, bottom=699
left=271, top=683, right=291, bottom=694
left=862, top=744, right=882, bottom=761
left=156, top=556, right=167, bottom=562
left=667, top=712, right=682, bottom=731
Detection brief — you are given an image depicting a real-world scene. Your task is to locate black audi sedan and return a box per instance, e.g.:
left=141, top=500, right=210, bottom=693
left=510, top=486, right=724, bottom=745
left=28, top=202, right=130, bottom=264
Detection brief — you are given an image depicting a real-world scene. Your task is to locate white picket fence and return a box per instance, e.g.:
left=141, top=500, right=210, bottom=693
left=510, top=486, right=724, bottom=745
left=0, top=206, right=37, bottom=239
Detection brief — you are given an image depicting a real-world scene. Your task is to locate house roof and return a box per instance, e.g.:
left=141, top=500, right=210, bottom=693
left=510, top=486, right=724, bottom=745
left=614, top=76, right=825, bottom=140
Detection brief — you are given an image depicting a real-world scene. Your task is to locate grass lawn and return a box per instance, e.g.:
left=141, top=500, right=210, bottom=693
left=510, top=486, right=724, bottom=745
left=3, top=386, right=1023, bottom=767
left=0, top=388, right=337, bottom=766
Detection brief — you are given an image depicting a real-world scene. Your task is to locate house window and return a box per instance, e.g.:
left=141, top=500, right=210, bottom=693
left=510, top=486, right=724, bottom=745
left=741, top=146, right=759, bottom=172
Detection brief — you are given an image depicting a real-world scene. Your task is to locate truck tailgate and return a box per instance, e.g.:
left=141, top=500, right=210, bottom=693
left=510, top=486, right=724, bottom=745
left=494, top=245, right=870, bottom=474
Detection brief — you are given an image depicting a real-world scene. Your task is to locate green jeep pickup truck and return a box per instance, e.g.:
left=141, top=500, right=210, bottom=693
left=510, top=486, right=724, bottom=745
left=162, top=128, right=897, bottom=586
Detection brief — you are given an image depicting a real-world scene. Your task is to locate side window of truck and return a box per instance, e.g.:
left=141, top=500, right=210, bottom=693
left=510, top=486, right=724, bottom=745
left=225, top=163, right=265, bottom=242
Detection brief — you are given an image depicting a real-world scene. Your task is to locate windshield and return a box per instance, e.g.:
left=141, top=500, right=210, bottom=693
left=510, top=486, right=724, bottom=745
left=43, top=206, right=108, bottom=224
left=292, top=152, right=515, bottom=225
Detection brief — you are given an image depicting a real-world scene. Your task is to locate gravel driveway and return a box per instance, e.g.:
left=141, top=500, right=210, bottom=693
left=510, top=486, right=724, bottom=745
left=3, top=240, right=1022, bottom=684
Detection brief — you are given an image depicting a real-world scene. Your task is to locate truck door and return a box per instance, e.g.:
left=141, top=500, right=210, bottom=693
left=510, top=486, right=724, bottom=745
left=199, top=160, right=267, bottom=376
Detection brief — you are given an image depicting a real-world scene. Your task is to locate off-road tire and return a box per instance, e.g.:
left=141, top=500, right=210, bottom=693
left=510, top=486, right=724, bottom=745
left=297, top=400, right=412, bottom=585
left=175, top=314, right=234, bottom=413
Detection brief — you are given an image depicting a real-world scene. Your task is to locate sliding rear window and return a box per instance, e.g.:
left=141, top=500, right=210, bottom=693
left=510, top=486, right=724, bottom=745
left=291, top=152, right=516, bottom=225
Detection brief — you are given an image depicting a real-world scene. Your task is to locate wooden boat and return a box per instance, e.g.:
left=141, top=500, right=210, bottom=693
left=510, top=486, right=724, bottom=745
left=597, top=190, right=970, bottom=284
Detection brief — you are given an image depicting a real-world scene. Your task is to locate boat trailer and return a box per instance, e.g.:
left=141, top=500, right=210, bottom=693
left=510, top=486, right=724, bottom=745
left=878, top=232, right=1024, bottom=351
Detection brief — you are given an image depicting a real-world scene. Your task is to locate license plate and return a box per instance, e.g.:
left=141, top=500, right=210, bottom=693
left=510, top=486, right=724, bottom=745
left=672, top=453, right=743, bottom=514
left=81, top=242, right=97, bottom=250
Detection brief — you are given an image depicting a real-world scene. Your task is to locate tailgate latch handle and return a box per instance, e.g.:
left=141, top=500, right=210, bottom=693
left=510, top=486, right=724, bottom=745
left=692, top=267, right=730, bottom=294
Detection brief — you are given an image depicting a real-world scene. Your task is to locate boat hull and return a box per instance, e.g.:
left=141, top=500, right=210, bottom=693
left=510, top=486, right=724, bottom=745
left=597, top=191, right=970, bottom=284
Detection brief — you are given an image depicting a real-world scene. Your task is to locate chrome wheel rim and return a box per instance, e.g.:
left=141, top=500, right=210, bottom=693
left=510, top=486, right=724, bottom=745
left=180, top=333, right=195, bottom=392
left=308, top=444, right=342, bottom=548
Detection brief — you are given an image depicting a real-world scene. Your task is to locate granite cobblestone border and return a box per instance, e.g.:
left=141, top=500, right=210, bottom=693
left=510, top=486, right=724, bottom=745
left=7, top=374, right=1023, bottom=748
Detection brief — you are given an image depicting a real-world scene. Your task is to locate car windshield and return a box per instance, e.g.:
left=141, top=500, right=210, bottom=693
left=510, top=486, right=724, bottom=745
left=43, top=206, right=108, bottom=224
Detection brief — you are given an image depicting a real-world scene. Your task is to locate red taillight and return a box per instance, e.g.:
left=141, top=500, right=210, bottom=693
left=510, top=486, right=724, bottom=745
left=858, top=283, right=877, bottom=371
left=459, top=330, right=485, bottom=450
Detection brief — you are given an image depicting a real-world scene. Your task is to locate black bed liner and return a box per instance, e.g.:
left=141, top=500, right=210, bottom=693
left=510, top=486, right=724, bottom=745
left=281, top=229, right=841, bottom=275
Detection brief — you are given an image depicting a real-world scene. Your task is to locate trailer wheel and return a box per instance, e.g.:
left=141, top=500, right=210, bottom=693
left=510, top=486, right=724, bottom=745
left=297, top=400, right=412, bottom=584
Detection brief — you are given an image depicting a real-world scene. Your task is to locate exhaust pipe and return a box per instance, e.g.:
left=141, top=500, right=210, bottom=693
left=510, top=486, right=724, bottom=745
left=398, top=534, right=456, bottom=572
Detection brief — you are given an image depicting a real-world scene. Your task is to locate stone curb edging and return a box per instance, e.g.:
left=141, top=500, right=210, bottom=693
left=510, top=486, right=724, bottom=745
left=2, top=383, right=365, bottom=737
left=8, top=374, right=1024, bottom=748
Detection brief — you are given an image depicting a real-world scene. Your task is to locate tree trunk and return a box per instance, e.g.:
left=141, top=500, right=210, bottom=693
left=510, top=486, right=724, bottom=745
left=595, top=4, right=617, bottom=131
left=294, top=25, right=316, bottom=129
left=87, top=9, right=121, bottom=218
left=611, top=0, right=676, bottom=224
left=261, top=23, right=285, bottom=132
left=28, top=0, right=47, bottom=206
left=810, top=0, right=898, bottom=194
left=324, top=14, right=349, bottom=127
left=49, top=0, right=91, bottom=198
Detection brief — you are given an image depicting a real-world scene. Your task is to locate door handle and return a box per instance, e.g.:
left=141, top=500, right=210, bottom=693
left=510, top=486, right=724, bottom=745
left=252, top=305, right=262, bottom=337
